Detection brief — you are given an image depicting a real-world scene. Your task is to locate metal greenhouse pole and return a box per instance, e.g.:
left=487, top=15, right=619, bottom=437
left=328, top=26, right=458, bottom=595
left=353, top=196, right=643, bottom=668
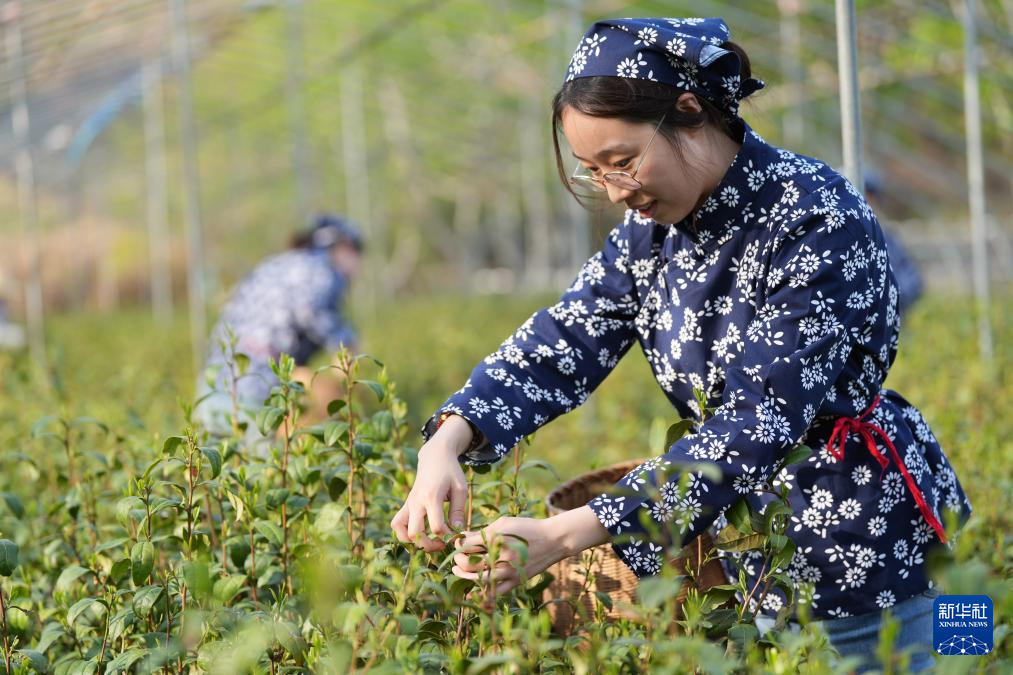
left=778, top=0, right=805, bottom=149
left=2, top=1, right=46, bottom=369
left=339, top=62, right=378, bottom=315
left=563, top=0, right=589, bottom=277
left=835, top=0, right=863, bottom=190
left=170, top=0, right=208, bottom=371
left=961, top=0, right=993, bottom=362
left=285, top=0, right=312, bottom=223
left=142, top=59, right=174, bottom=326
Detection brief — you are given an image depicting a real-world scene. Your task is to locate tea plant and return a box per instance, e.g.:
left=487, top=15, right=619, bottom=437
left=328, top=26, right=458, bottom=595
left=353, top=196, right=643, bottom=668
left=0, top=292, right=1008, bottom=673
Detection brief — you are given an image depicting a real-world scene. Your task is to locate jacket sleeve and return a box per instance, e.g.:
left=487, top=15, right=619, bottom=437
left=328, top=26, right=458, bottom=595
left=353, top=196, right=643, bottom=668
left=590, top=197, right=890, bottom=576
left=299, top=273, right=357, bottom=353
left=433, top=222, right=642, bottom=466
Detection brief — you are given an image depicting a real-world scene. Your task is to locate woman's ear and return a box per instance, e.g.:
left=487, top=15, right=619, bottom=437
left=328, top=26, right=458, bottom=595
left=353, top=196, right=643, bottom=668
left=674, top=92, right=703, bottom=115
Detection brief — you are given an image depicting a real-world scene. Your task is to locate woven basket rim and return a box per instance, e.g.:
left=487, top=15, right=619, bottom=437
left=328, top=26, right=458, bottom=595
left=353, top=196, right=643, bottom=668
left=545, top=459, right=647, bottom=515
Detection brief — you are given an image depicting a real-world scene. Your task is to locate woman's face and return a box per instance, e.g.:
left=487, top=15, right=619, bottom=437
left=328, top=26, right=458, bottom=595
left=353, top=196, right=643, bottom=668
left=560, top=105, right=719, bottom=226
left=329, top=242, right=362, bottom=279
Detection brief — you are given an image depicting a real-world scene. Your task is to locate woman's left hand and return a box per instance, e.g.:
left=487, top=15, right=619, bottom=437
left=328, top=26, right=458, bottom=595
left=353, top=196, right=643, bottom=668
left=452, top=506, right=610, bottom=597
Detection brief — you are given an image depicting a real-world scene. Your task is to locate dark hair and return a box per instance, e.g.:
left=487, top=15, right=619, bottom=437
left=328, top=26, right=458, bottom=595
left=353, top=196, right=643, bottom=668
left=551, top=41, right=752, bottom=200
left=289, top=213, right=364, bottom=252
left=289, top=230, right=316, bottom=249
left=291, top=233, right=364, bottom=252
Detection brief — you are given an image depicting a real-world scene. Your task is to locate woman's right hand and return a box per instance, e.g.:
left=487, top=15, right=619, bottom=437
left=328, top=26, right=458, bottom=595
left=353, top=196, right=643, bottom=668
left=390, top=414, right=472, bottom=552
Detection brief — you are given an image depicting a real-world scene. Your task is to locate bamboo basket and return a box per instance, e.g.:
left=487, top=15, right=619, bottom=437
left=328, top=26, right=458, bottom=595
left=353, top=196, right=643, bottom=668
left=543, top=460, right=728, bottom=635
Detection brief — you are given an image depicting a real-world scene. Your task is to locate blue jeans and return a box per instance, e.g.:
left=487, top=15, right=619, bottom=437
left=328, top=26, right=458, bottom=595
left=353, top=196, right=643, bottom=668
left=756, top=588, right=939, bottom=673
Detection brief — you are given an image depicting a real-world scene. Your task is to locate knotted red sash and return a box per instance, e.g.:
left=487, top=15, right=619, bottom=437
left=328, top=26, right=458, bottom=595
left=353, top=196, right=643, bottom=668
left=826, top=395, right=947, bottom=543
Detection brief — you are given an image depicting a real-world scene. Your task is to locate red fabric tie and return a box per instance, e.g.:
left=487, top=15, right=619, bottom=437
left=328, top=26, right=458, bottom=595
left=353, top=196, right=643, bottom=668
left=826, top=395, right=947, bottom=544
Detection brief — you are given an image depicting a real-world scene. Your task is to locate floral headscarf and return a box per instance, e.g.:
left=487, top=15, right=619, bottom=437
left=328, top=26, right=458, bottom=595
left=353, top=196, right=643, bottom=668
left=565, top=17, right=765, bottom=122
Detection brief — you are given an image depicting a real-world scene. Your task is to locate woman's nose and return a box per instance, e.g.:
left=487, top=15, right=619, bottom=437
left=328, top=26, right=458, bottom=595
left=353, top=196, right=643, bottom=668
left=604, top=182, right=635, bottom=205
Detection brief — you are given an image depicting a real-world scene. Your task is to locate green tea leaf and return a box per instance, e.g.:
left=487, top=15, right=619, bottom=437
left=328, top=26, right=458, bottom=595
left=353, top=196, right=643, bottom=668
left=70, top=416, right=109, bottom=434
left=55, top=565, right=92, bottom=593
left=254, top=521, right=284, bottom=547
left=161, top=436, right=185, bottom=455
left=327, top=476, right=348, bottom=501
left=182, top=561, right=212, bottom=601
left=355, top=379, right=385, bottom=402
left=414, top=618, right=448, bottom=645
left=130, top=541, right=155, bottom=586
left=725, top=499, right=752, bottom=533
left=15, top=649, right=47, bottom=673
left=109, top=558, right=131, bottom=585
left=265, top=488, right=290, bottom=511
left=227, top=538, right=251, bottom=569
left=116, top=494, right=146, bottom=527
left=213, top=575, right=248, bottom=604
left=729, top=622, right=760, bottom=647
left=0, top=539, right=18, bottom=576
left=95, top=537, right=130, bottom=554
left=324, top=421, right=350, bottom=448
left=767, top=533, right=789, bottom=551
left=636, top=576, right=683, bottom=609
left=781, top=443, right=812, bottom=468
left=106, top=647, right=149, bottom=674
left=761, top=501, right=793, bottom=533
left=200, top=447, right=222, bottom=479
left=467, top=654, right=513, bottom=674
left=256, top=407, right=285, bottom=436
left=665, top=419, right=696, bottom=448
left=67, top=597, right=101, bottom=626
left=714, top=525, right=766, bottom=552
left=131, top=585, right=165, bottom=618
left=30, top=416, right=60, bottom=439
left=314, top=503, right=347, bottom=537
left=36, top=621, right=65, bottom=654
left=593, top=590, right=614, bottom=610
left=0, top=492, right=24, bottom=519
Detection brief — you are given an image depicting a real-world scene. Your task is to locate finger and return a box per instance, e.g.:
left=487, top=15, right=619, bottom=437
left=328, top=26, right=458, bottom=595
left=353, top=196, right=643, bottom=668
left=427, top=498, right=448, bottom=537
left=453, top=562, right=517, bottom=585
left=458, top=528, right=497, bottom=550
left=407, top=506, right=424, bottom=542
left=455, top=536, right=487, bottom=555
left=448, top=483, right=469, bottom=529
left=452, top=565, right=481, bottom=581
left=408, top=507, right=440, bottom=550
left=407, top=507, right=445, bottom=552
left=422, top=534, right=446, bottom=553
left=454, top=551, right=488, bottom=572
left=390, top=507, right=410, bottom=543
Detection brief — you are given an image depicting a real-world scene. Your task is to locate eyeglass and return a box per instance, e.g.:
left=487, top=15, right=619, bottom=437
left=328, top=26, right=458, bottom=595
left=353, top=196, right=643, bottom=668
left=568, top=114, right=667, bottom=193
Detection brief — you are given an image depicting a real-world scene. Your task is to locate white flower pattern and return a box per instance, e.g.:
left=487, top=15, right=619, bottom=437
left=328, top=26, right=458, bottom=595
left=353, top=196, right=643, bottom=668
left=427, top=123, right=971, bottom=620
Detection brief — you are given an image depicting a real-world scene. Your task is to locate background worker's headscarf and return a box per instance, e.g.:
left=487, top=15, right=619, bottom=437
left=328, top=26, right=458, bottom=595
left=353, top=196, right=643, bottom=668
left=564, top=17, right=765, bottom=122
left=308, top=213, right=363, bottom=252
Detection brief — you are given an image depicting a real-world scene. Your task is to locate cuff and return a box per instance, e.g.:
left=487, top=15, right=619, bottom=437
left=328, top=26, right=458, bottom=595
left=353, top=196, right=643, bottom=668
left=420, top=409, right=497, bottom=465
left=587, top=490, right=664, bottom=577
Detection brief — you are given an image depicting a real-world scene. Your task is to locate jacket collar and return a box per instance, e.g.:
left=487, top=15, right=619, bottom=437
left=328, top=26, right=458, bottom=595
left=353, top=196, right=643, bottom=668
left=676, top=121, right=779, bottom=252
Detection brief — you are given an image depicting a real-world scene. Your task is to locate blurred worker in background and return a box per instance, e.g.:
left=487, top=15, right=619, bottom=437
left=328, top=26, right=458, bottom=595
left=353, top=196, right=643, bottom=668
left=0, top=273, right=27, bottom=351
left=195, top=212, right=363, bottom=441
left=0, top=296, right=26, bottom=351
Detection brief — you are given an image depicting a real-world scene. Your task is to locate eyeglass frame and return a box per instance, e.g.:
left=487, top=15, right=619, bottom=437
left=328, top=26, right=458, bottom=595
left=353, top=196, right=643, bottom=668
left=568, top=113, right=667, bottom=193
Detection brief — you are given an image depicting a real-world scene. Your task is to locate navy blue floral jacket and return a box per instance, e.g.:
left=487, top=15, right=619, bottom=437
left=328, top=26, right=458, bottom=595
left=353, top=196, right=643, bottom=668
left=431, top=123, right=971, bottom=620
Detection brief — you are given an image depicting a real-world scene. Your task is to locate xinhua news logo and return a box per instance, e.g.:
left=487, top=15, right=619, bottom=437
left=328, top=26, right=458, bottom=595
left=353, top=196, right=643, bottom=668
left=933, top=595, right=993, bottom=656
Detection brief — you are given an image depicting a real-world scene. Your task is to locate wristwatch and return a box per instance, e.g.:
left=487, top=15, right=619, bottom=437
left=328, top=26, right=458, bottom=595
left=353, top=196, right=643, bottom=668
left=420, top=411, right=489, bottom=456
